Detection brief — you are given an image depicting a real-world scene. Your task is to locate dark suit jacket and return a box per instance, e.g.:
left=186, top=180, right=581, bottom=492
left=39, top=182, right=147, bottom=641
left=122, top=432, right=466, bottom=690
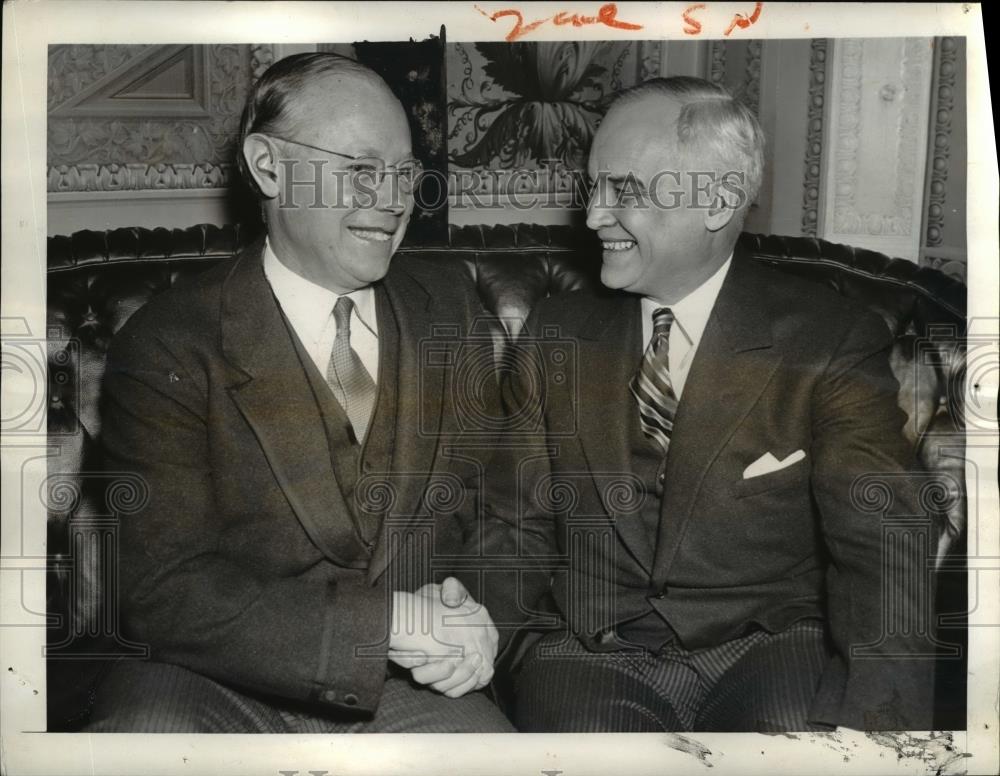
left=101, top=238, right=497, bottom=714
left=490, top=247, right=936, bottom=730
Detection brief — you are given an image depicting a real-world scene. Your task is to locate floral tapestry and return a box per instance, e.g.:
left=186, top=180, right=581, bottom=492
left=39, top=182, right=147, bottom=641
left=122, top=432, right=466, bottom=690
left=447, top=41, right=663, bottom=190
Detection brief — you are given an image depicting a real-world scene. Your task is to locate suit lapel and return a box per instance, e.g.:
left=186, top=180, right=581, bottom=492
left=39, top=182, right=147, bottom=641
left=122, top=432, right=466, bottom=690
left=366, top=264, right=444, bottom=583
left=576, top=294, right=654, bottom=573
left=650, top=254, right=782, bottom=587
left=221, top=241, right=369, bottom=567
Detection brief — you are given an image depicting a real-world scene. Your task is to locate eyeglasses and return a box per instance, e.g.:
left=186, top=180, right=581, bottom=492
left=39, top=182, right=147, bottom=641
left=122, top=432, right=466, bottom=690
left=268, top=135, right=423, bottom=190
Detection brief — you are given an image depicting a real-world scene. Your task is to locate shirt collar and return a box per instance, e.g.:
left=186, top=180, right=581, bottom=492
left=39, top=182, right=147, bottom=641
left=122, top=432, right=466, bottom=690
left=642, top=252, right=733, bottom=349
left=262, top=238, right=377, bottom=346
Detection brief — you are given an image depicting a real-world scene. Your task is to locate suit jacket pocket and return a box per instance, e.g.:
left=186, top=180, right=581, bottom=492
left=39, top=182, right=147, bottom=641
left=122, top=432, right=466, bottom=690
left=731, top=460, right=809, bottom=499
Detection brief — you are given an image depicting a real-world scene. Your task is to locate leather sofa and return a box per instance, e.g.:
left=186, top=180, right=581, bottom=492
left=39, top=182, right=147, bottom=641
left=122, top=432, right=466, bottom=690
left=45, top=222, right=968, bottom=730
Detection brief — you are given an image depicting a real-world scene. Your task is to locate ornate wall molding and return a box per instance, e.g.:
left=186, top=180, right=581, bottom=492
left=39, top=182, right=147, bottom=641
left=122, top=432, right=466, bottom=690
left=639, top=40, right=663, bottom=81
left=829, top=38, right=932, bottom=238
left=741, top=40, right=762, bottom=116
left=47, top=45, right=250, bottom=188
left=609, top=46, right=632, bottom=92
left=47, top=45, right=150, bottom=112
left=925, top=37, right=957, bottom=248
left=49, top=45, right=212, bottom=120
left=250, top=44, right=274, bottom=81
left=801, top=39, right=827, bottom=236
left=891, top=39, right=930, bottom=228
left=709, top=41, right=726, bottom=85
left=830, top=40, right=864, bottom=234
left=47, top=162, right=233, bottom=192
left=820, top=38, right=934, bottom=262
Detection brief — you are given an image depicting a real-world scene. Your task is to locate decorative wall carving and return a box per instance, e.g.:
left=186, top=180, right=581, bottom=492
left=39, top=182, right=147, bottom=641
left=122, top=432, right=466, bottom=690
left=709, top=40, right=761, bottom=115
left=892, top=39, right=931, bottom=229
left=47, top=162, right=232, bottom=192
left=925, top=37, right=957, bottom=248
left=49, top=45, right=212, bottom=119
left=801, top=39, right=827, bottom=236
left=250, top=44, right=274, bottom=81
left=638, top=41, right=663, bottom=82
left=47, top=45, right=150, bottom=112
left=829, top=40, right=864, bottom=234
left=709, top=41, right=726, bottom=85
left=820, top=38, right=934, bottom=262
left=47, top=45, right=251, bottom=191
left=739, top=40, right=762, bottom=116
left=829, top=39, right=932, bottom=238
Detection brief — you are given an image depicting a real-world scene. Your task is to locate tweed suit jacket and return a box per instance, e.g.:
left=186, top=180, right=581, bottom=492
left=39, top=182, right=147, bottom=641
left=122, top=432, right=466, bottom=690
left=101, top=238, right=498, bottom=714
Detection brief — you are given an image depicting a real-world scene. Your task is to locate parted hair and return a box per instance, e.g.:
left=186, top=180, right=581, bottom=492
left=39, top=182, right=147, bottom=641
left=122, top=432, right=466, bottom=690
left=236, top=52, right=385, bottom=192
left=610, top=76, right=766, bottom=208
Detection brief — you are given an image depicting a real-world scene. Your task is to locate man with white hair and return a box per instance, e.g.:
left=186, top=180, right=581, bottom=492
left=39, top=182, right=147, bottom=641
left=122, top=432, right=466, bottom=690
left=500, top=77, right=934, bottom=732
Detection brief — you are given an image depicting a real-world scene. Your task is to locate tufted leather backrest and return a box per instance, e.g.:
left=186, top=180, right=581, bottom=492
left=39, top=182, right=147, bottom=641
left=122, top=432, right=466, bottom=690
left=45, top=222, right=967, bottom=726
left=47, top=219, right=967, bottom=509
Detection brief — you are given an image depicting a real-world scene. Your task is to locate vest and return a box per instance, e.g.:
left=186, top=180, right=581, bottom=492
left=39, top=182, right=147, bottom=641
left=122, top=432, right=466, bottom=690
left=611, top=376, right=679, bottom=651
left=283, top=284, right=400, bottom=565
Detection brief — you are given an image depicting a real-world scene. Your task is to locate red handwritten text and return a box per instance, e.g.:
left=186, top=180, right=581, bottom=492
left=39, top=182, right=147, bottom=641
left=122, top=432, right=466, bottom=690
left=724, top=2, right=763, bottom=36
left=475, top=2, right=642, bottom=42
left=682, top=3, right=705, bottom=35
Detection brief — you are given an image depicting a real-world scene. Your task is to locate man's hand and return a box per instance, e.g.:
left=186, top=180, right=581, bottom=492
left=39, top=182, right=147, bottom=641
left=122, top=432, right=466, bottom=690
left=388, top=578, right=498, bottom=697
left=425, top=576, right=470, bottom=608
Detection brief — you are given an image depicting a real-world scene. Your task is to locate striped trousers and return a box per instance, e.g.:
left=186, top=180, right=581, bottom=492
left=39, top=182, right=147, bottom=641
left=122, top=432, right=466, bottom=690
left=84, top=660, right=514, bottom=733
left=513, top=619, right=834, bottom=732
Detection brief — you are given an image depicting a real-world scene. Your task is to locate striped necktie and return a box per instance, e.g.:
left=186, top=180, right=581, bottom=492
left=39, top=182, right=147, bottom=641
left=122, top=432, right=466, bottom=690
left=629, top=307, right=678, bottom=455
left=326, top=296, right=377, bottom=443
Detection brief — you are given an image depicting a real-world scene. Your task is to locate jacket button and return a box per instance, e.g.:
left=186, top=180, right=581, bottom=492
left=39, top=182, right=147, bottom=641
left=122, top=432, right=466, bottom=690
left=654, top=591, right=666, bottom=600
left=657, top=472, right=665, bottom=484
left=344, top=693, right=359, bottom=706
left=322, top=689, right=337, bottom=702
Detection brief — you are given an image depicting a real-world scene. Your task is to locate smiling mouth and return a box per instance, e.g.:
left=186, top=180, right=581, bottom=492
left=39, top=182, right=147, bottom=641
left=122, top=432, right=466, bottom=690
left=348, top=227, right=394, bottom=243
left=602, top=239, right=636, bottom=252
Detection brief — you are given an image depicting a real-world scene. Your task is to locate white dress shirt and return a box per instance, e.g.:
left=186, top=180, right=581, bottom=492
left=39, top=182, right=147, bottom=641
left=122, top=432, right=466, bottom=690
left=262, top=240, right=379, bottom=383
left=640, top=254, right=733, bottom=400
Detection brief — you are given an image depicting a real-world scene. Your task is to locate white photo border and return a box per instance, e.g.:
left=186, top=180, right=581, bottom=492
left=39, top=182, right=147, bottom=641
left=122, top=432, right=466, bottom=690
left=2, top=3, right=997, bottom=775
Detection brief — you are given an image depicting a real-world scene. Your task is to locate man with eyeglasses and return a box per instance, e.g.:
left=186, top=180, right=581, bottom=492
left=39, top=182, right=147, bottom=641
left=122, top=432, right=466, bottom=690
left=87, top=53, right=514, bottom=733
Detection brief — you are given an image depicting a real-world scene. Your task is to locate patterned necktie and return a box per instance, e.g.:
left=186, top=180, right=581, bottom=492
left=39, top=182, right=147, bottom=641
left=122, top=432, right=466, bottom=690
left=326, top=296, right=377, bottom=443
left=629, top=307, right=678, bottom=456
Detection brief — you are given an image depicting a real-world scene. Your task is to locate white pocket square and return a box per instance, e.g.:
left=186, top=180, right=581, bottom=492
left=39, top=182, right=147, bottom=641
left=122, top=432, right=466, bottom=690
left=743, top=449, right=806, bottom=479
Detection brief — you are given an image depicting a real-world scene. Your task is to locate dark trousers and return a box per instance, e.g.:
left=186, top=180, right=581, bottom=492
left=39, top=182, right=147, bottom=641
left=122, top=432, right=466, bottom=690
left=514, top=619, right=834, bottom=732
left=85, top=660, right=514, bottom=733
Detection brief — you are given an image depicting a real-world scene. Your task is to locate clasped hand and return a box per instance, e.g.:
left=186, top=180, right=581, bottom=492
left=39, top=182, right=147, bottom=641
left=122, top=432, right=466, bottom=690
left=388, top=578, right=499, bottom=698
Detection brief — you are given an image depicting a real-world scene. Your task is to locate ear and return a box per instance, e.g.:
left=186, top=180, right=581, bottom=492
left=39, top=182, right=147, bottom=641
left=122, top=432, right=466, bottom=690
left=703, top=177, right=741, bottom=232
left=242, top=133, right=281, bottom=199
